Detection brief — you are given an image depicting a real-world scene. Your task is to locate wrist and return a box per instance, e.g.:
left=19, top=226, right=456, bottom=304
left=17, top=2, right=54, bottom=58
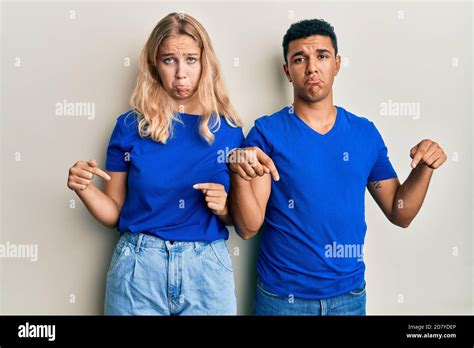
left=415, top=163, right=434, bottom=174
left=214, top=204, right=229, bottom=216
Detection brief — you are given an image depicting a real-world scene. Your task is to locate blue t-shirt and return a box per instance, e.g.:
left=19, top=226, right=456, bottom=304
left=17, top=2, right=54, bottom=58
left=106, top=110, right=244, bottom=242
left=243, top=105, right=397, bottom=299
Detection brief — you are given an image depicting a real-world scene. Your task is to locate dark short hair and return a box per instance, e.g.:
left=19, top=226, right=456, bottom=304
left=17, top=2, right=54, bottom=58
left=282, top=19, right=338, bottom=63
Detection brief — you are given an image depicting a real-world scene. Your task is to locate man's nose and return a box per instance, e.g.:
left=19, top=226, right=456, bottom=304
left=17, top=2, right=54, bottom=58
left=306, top=56, right=318, bottom=75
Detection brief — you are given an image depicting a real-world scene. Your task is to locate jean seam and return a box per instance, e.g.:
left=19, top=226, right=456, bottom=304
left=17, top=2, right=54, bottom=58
left=257, top=281, right=280, bottom=298
left=349, top=284, right=367, bottom=296
left=106, top=243, right=128, bottom=276
left=209, top=241, right=233, bottom=273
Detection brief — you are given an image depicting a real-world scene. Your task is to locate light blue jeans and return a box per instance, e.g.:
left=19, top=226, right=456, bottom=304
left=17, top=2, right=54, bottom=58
left=104, top=232, right=236, bottom=315
left=254, top=278, right=366, bottom=316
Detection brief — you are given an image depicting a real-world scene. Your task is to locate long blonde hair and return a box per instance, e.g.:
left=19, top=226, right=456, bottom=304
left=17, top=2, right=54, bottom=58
left=130, top=12, right=242, bottom=144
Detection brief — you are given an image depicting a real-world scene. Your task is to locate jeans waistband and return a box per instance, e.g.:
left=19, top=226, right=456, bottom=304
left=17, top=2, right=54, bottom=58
left=121, top=231, right=216, bottom=251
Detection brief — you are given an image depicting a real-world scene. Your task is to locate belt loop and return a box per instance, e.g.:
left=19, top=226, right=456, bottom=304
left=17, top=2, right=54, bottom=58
left=194, top=241, right=200, bottom=251
left=135, top=233, right=144, bottom=252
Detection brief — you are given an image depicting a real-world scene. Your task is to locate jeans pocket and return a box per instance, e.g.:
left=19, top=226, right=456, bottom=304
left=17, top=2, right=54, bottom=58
left=349, top=279, right=366, bottom=297
left=107, top=242, right=129, bottom=276
left=209, top=240, right=233, bottom=273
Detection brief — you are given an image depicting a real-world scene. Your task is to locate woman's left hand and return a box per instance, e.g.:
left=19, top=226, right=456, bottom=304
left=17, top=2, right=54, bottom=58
left=193, top=183, right=228, bottom=216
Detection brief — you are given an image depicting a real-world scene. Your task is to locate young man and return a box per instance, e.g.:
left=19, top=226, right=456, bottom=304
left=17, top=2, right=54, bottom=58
left=228, top=19, right=446, bottom=315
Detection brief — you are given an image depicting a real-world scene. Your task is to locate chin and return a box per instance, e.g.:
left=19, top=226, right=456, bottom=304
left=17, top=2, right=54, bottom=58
left=301, top=94, right=325, bottom=103
left=174, top=92, right=192, bottom=99
left=304, top=88, right=329, bottom=102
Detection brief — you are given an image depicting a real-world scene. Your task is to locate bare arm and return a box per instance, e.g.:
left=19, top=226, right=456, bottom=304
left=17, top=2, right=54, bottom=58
left=216, top=207, right=233, bottom=226
left=68, top=160, right=127, bottom=229
left=367, top=139, right=446, bottom=228
left=229, top=173, right=271, bottom=239
left=368, top=173, right=430, bottom=228
left=228, top=147, right=277, bottom=240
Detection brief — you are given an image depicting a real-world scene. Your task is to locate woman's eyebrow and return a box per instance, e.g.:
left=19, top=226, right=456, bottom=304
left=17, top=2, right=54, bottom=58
left=160, top=52, right=200, bottom=57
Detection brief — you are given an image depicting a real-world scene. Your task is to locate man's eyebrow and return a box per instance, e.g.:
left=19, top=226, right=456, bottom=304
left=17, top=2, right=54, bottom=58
left=290, top=50, right=306, bottom=59
left=316, top=48, right=332, bottom=54
left=289, top=48, right=333, bottom=59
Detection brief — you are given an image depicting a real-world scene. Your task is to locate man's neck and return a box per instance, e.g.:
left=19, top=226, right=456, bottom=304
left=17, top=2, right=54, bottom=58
left=293, top=95, right=336, bottom=125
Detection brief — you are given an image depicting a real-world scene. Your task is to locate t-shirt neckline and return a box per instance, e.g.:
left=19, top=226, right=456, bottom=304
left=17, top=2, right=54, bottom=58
left=290, top=105, right=341, bottom=138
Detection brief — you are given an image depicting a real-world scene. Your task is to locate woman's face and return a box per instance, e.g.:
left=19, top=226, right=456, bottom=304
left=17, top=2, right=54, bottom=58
left=156, top=34, right=202, bottom=103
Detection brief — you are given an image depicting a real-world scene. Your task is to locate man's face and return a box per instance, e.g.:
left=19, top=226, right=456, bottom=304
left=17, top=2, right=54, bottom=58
left=157, top=34, right=202, bottom=101
left=284, top=35, right=341, bottom=103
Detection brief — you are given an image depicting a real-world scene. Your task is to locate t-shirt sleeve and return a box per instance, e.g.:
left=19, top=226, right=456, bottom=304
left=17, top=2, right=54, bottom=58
left=105, top=117, right=131, bottom=172
left=231, top=126, right=245, bottom=149
left=242, top=119, right=272, bottom=155
left=367, top=122, right=397, bottom=182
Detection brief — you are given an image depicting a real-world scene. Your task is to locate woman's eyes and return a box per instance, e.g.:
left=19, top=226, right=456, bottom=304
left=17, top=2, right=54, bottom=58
left=162, top=57, right=198, bottom=64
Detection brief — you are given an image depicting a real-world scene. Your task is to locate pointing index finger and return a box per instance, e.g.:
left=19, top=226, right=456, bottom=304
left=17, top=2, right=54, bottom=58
left=93, top=167, right=111, bottom=181
left=256, top=149, right=280, bottom=181
left=193, top=183, right=225, bottom=191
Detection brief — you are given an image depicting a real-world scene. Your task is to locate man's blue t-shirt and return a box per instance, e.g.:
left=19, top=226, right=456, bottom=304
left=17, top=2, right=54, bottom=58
left=243, top=105, right=397, bottom=299
left=106, top=110, right=244, bottom=242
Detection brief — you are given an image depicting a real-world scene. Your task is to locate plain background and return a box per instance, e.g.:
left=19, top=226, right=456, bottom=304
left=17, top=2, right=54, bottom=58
left=1, top=0, right=472, bottom=315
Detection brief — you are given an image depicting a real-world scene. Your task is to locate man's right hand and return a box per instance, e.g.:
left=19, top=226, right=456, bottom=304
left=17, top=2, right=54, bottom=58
left=228, top=147, right=279, bottom=181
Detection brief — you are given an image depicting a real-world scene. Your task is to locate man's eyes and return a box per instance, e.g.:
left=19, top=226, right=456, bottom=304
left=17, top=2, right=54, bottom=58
left=293, top=55, right=329, bottom=63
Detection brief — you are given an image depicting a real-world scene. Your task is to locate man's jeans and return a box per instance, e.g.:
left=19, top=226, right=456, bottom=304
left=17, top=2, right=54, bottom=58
left=254, top=278, right=366, bottom=316
left=104, top=232, right=236, bottom=315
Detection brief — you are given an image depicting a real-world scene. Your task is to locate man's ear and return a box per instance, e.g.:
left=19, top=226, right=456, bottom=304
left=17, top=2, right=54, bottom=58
left=283, top=63, right=291, bottom=82
left=334, top=54, right=341, bottom=76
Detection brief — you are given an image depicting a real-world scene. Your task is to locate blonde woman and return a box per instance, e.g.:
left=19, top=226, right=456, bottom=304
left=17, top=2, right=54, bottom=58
left=67, top=13, right=243, bottom=315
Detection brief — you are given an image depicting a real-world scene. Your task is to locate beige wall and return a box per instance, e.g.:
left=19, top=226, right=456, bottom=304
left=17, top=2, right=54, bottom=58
left=1, top=0, right=472, bottom=314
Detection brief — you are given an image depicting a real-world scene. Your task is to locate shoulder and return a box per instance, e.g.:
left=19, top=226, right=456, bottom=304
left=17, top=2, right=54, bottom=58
left=338, top=106, right=375, bottom=130
left=216, top=115, right=243, bottom=133
left=109, top=110, right=140, bottom=148
left=115, top=109, right=139, bottom=133
left=338, top=107, right=386, bottom=147
left=253, top=106, right=291, bottom=131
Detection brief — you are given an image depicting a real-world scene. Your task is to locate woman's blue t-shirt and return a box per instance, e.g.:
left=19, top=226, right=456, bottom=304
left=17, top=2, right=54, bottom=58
left=105, top=110, right=244, bottom=242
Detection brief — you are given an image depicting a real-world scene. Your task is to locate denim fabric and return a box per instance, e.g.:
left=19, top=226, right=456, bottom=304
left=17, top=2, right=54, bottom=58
left=104, top=232, right=236, bottom=315
left=254, top=278, right=366, bottom=316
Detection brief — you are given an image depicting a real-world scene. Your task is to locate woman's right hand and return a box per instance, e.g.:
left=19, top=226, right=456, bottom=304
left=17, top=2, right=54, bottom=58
left=67, top=159, right=111, bottom=191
